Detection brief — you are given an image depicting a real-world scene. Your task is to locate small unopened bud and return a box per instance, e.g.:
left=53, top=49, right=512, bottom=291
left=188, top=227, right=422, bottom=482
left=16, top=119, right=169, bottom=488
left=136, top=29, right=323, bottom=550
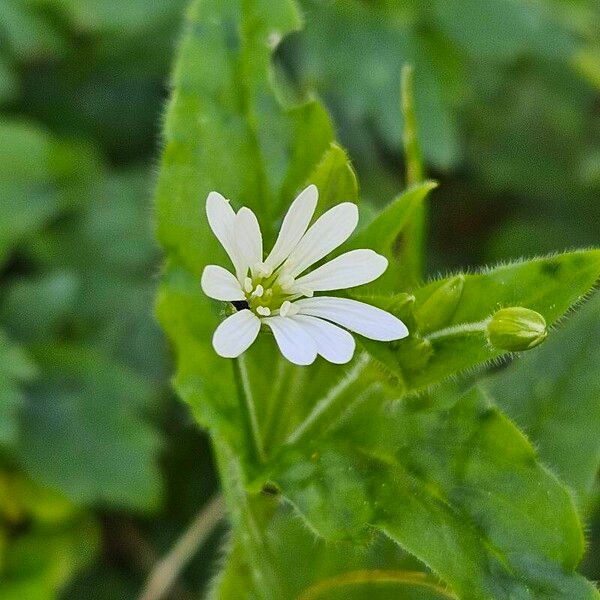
left=415, top=275, right=464, bottom=334
left=487, top=307, right=547, bottom=351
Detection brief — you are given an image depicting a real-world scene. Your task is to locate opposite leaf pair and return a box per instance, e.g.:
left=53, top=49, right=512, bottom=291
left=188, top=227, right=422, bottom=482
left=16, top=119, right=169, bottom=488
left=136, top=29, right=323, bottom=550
left=201, top=185, right=408, bottom=365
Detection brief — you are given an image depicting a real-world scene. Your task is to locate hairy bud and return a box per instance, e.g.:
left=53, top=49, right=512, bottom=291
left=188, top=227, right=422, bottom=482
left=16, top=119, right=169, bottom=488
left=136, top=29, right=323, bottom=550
left=487, top=307, right=547, bottom=351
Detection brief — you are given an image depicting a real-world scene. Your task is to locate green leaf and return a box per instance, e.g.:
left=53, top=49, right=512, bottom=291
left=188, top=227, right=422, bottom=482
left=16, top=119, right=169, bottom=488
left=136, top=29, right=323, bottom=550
left=295, top=0, right=460, bottom=169
left=211, top=503, right=453, bottom=600
left=154, top=0, right=357, bottom=456
left=357, top=250, right=600, bottom=393
left=0, top=119, right=102, bottom=267
left=306, top=143, right=358, bottom=216
left=486, top=293, right=600, bottom=507
left=18, top=345, right=163, bottom=511
left=0, top=1, right=65, bottom=59
left=155, top=0, right=335, bottom=273
left=270, top=387, right=598, bottom=599
left=347, top=181, right=437, bottom=293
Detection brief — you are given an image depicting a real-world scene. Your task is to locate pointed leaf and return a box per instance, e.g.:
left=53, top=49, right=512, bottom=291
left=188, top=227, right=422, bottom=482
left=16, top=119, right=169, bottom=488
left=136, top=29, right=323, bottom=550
left=355, top=250, right=600, bottom=393
left=270, top=387, right=598, bottom=599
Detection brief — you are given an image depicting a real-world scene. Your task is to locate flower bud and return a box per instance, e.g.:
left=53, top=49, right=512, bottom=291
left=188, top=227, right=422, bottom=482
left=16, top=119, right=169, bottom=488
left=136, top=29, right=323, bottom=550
left=415, top=275, right=464, bottom=334
left=487, top=307, right=547, bottom=351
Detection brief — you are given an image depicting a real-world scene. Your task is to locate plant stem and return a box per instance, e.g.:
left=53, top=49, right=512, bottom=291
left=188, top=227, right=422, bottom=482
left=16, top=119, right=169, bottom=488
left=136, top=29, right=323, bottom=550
left=286, top=354, right=369, bottom=445
left=234, top=354, right=266, bottom=463
left=425, top=319, right=490, bottom=341
left=400, top=63, right=427, bottom=286
left=401, top=63, right=424, bottom=187
left=138, top=494, right=225, bottom=600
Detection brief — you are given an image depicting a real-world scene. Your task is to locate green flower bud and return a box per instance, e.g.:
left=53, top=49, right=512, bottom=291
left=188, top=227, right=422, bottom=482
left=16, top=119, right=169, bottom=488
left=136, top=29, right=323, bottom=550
left=415, top=275, right=464, bottom=334
left=487, top=307, right=547, bottom=351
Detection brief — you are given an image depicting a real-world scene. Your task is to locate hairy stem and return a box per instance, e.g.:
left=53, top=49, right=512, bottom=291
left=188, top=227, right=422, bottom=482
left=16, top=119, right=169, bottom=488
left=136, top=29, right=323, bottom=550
left=425, top=319, right=490, bottom=341
left=138, top=494, right=225, bottom=600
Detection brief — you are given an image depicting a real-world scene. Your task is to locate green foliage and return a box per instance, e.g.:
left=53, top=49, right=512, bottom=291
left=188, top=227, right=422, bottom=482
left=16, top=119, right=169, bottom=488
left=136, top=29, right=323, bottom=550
left=355, top=251, right=600, bottom=394
left=0, top=473, right=98, bottom=599
left=0, top=3, right=178, bottom=593
left=2, top=0, right=600, bottom=596
left=19, top=345, right=162, bottom=510
left=347, top=181, right=437, bottom=292
left=269, top=387, right=596, bottom=599
left=0, top=332, right=36, bottom=446
left=487, top=294, right=600, bottom=507
left=155, top=0, right=600, bottom=598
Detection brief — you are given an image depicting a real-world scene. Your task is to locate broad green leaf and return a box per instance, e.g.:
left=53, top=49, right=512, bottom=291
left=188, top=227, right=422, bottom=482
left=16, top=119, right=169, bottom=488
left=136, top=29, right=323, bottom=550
left=155, top=0, right=357, bottom=457
left=356, top=250, right=600, bottom=393
left=155, top=0, right=335, bottom=273
left=0, top=119, right=101, bottom=267
left=210, top=437, right=452, bottom=600
left=269, top=387, right=598, bottom=599
left=486, top=293, right=600, bottom=507
left=18, top=345, right=163, bottom=511
left=211, top=503, right=453, bottom=600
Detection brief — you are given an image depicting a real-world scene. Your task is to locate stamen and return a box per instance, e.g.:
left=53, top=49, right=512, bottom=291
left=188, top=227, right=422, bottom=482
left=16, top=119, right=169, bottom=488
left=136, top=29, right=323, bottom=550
left=252, top=284, right=264, bottom=297
left=243, top=277, right=253, bottom=293
left=280, top=301, right=299, bottom=317
left=256, top=306, right=271, bottom=316
left=280, top=301, right=291, bottom=317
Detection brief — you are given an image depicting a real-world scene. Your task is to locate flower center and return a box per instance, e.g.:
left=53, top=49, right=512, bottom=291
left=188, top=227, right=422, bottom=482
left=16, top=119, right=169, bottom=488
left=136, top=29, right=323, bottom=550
left=235, top=266, right=309, bottom=317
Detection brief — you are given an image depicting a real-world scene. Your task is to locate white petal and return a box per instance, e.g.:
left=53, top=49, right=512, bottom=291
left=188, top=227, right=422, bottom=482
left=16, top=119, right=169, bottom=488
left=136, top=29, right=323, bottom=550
left=295, top=296, right=409, bottom=341
left=206, top=192, right=245, bottom=280
left=263, top=185, right=318, bottom=272
left=262, top=315, right=317, bottom=365
left=292, top=249, right=388, bottom=293
left=212, top=310, right=261, bottom=358
left=282, top=202, right=359, bottom=278
left=201, top=265, right=245, bottom=301
left=234, top=207, right=263, bottom=277
left=292, top=315, right=355, bottom=364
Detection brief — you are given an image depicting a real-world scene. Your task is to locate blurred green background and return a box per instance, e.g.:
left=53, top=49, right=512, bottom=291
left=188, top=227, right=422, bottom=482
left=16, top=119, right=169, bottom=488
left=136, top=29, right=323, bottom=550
left=0, top=0, right=599, bottom=598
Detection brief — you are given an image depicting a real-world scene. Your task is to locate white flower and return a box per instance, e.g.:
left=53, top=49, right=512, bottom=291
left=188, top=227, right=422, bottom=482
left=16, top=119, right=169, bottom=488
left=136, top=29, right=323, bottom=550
left=201, top=185, right=409, bottom=365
